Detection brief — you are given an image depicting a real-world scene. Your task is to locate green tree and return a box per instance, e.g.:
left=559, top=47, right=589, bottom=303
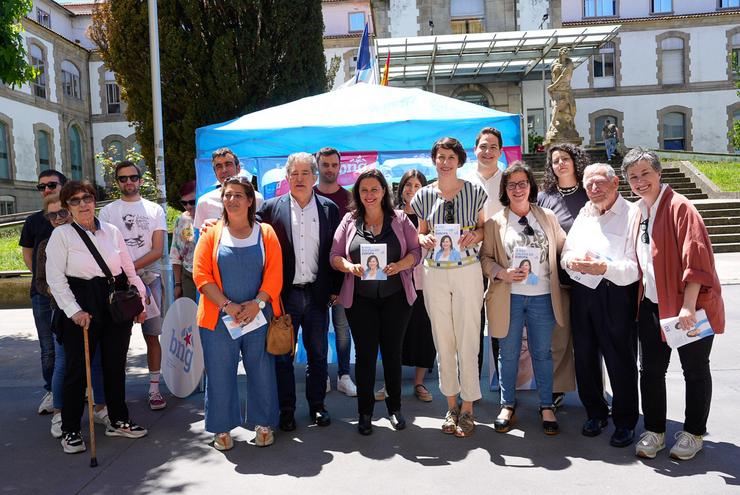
left=0, top=0, right=37, bottom=86
left=90, top=0, right=327, bottom=206
left=95, top=145, right=157, bottom=201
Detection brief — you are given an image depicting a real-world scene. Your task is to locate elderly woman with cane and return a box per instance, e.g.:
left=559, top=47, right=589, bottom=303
left=46, top=180, right=148, bottom=455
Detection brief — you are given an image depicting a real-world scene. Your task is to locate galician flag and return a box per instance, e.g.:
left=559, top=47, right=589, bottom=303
left=354, top=23, right=376, bottom=84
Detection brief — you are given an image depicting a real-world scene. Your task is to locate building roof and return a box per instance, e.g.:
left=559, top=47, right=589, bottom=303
left=563, top=9, right=740, bottom=26
left=375, top=25, right=620, bottom=86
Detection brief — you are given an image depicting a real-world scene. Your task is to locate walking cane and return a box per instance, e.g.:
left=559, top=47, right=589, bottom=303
left=82, top=322, right=98, bottom=467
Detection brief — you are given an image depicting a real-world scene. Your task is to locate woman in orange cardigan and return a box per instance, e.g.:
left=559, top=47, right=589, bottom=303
left=193, top=176, right=283, bottom=451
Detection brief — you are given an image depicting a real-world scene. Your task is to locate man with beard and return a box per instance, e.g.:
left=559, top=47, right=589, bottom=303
left=99, top=161, right=168, bottom=410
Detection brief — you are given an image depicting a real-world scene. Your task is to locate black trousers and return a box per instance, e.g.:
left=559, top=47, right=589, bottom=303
left=638, top=299, right=713, bottom=436
left=571, top=280, right=639, bottom=429
left=345, top=290, right=412, bottom=416
left=60, top=276, right=133, bottom=433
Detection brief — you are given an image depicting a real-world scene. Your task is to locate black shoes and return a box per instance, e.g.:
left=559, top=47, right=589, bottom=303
left=552, top=393, right=565, bottom=409
left=358, top=414, right=373, bottom=435
left=494, top=405, right=516, bottom=433
left=582, top=418, right=609, bottom=437
left=279, top=411, right=296, bottom=432
left=310, top=408, right=331, bottom=427
left=389, top=411, right=406, bottom=430
left=539, top=406, right=559, bottom=436
left=610, top=428, right=635, bottom=448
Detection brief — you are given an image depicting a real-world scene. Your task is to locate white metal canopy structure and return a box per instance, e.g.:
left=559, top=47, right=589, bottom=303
left=375, top=25, right=621, bottom=86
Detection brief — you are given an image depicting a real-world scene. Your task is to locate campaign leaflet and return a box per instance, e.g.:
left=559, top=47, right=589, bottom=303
left=433, top=224, right=462, bottom=263
left=222, top=311, right=268, bottom=340
left=660, top=309, right=713, bottom=349
left=511, top=246, right=541, bottom=285
left=361, top=243, right=387, bottom=281
left=566, top=250, right=612, bottom=290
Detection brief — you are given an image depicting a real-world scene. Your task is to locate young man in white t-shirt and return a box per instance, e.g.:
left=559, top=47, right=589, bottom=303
left=99, top=161, right=168, bottom=410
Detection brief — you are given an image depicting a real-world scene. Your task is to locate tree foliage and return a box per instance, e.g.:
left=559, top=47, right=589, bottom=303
left=90, top=0, right=327, bottom=205
left=0, top=0, right=37, bottom=86
left=95, top=145, right=157, bottom=201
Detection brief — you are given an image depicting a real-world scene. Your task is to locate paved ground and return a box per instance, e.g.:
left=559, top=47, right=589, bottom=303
left=1, top=257, right=739, bottom=495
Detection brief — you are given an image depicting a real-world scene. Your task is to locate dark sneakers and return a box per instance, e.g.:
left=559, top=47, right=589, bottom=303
left=61, top=431, right=86, bottom=454
left=310, top=408, right=331, bottom=427
left=610, top=428, right=635, bottom=448
left=582, top=418, right=609, bottom=437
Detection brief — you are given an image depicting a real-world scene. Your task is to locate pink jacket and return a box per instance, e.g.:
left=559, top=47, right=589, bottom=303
left=331, top=210, right=422, bottom=308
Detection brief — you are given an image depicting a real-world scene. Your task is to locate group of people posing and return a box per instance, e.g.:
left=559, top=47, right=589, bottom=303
left=23, top=127, right=724, bottom=462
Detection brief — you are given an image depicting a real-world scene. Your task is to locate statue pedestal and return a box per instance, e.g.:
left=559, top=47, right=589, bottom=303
left=544, top=126, right=582, bottom=146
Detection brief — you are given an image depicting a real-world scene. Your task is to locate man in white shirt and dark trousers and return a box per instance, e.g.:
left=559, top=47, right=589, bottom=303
left=561, top=163, right=640, bottom=448
left=257, top=152, right=342, bottom=431
left=99, top=161, right=169, bottom=410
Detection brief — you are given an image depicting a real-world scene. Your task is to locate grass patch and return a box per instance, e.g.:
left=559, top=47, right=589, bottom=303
left=0, top=224, right=26, bottom=271
left=693, top=161, right=740, bottom=192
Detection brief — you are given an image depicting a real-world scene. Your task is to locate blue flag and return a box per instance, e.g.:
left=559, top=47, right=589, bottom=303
left=354, top=23, right=375, bottom=84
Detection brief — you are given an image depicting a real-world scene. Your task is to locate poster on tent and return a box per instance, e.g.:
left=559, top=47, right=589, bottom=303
left=378, top=151, right=434, bottom=183
left=194, top=157, right=256, bottom=200
left=337, top=152, right=378, bottom=187
left=257, top=157, right=291, bottom=199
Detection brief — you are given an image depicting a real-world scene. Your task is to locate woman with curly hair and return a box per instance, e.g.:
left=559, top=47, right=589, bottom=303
left=537, top=143, right=590, bottom=409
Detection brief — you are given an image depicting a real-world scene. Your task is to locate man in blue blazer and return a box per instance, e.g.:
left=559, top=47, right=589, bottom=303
left=257, top=152, right=342, bottom=431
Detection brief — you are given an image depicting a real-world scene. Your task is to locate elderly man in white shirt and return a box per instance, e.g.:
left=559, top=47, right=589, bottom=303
left=561, top=163, right=640, bottom=449
left=194, top=147, right=264, bottom=230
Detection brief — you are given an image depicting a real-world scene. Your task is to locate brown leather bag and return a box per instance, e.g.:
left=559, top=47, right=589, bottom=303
left=266, top=300, right=294, bottom=356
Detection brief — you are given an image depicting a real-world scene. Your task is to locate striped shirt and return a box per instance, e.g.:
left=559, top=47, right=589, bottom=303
left=410, top=180, right=487, bottom=268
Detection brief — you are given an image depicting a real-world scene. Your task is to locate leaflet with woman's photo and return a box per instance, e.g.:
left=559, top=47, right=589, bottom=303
left=566, top=250, right=611, bottom=290
left=511, top=246, right=541, bottom=285
left=361, top=244, right=387, bottom=280
left=659, top=309, right=713, bottom=349
left=433, top=223, right=462, bottom=263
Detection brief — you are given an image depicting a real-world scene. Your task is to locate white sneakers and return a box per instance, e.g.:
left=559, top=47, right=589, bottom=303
left=38, top=391, right=54, bottom=415
left=636, top=430, right=704, bottom=460
left=94, top=406, right=111, bottom=427
left=337, top=375, right=357, bottom=397
left=51, top=412, right=63, bottom=438
left=105, top=420, right=148, bottom=439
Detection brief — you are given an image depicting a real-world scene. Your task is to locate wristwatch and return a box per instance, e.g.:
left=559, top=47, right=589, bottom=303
left=254, top=298, right=266, bottom=310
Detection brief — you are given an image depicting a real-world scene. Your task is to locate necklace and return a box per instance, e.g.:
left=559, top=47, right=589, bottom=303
left=557, top=184, right=579, bottom=197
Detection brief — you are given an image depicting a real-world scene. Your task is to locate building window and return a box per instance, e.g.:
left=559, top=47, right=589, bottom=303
left=0, top=121, right=10, bottom=180
left=348, top=12, right=366, bottom=32
left=651, top=0, right=672, bottom=13
left=660, top=37, right=684, bottom=84
left=0, top=196, right=15, bottom=215
left=719, top=0, right=739, bottom=8
left=105, top=72, right=121, bottom=114
left=593, top=42, right=615, bottom=79
left=69, top=126, right=83, bottom=179
left=36, top=8, right=51, bottom=28
left=584, top=0, right=616, bottom=17
left=37, top=130, right=51, bottom=172
left=455, top=89, right=488, bottom=107
left=732, top=109, right=740, bottom=153
left=732, top=33, right=740, bottom=74
left=527, top=109, right=545, bottom=138
left=451, top=0, right=485, bottom=34
left=30, top=44, right=46, bottom=98
left=595, top=115, right=619, bottom=145
left=662, top=112, right=686, bottom=150
left=61, top=61, right=81, bottom=100
left=110, top=140, right=124, bottom=162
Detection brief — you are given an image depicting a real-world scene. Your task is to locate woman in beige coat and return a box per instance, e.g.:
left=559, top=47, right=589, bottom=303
left=480, top=162, right=566, bottom=435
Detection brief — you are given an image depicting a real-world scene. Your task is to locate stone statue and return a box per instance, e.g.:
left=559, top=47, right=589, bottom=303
left=544, top=47, right=583, bottom=146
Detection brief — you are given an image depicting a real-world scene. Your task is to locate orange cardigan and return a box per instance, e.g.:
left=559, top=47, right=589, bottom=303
left=193, top=220, right=283, bottom=330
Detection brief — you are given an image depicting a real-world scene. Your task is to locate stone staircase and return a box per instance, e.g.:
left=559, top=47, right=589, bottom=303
left=523, top=151, right=740, bottom=253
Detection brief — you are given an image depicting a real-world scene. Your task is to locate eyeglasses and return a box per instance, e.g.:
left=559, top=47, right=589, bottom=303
left=180, top=199, right=196, bottom=207
left=640, top=218, right=650, bottom=244
left=518, top=216, right=535, bottom=236
left=117, top=174, right=140, bottom=183
left=67, top=194, right=95, bottom=206
left=223, top=176, right=252, bottom=185
left=443, top=200, right=455, bottom=223
left=36, top=182, right=59, bottom=191
left=44, top=209, right=70, bottom=222
left=506, top=180, right=530, bottom=191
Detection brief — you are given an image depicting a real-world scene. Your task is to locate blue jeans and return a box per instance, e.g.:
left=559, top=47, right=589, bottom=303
left=31, top=294, right=54, bottom=391
left=331, top=304, right=352, bottom=377
left=605, top=137, right=617, bottom=160
left=52, top=338, right=106, bottom=409
left=200, top=324, right=278, bottom=432
left=499, top=294, right=556, bottom=407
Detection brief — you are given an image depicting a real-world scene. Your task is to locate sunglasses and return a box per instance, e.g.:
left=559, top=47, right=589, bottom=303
left=44, top=209, right=70, bottom=222
left=117, top=174, right=141, bottom=183
left=67, top=194, right=95, bottom=206
left=443, top=200, right=455, bottom=224
left=180, top=199, right=196, bottom=207
left=518, top=216, right=535, bottom=236
left=640, top=218, right=650, bottom=244
left=36, top=182, right=60, bottom=191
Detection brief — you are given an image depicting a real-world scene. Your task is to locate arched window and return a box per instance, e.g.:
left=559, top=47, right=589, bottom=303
left=0, top=195, right=15, bottom=215
left=660, top=37, right=684, bottom=84
left=0, top=121, right=10, bottom=179
left=30, top=44, right=46, bottom=98
left=732, top=109, right=740, bottom=153
left=662, top=112, right=686, bottom=150
left=61, top=61, right=81, bottom=99
left=37, top=130, right=51, bottom=171
left=732, top=33, right=740, bottom=75
left=455, top=89, right=489, bottom=107
left=109, top=140, right=124, bottom=162
left=595, top=115, right=619, bottom=145
left=69, top=126, right=83, bottom=179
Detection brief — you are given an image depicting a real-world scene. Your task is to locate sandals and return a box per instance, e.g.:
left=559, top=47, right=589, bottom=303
left=255, top=426, right=274, bottom=447
left=442, top=406, right=460, bottom=434
left=494, top=405, right=516, bottom=433
left=213, top=432, right=233, bottom=451
left=414, top=384, right=433, bottom=402
left=539, top=406, right=560, bottom=436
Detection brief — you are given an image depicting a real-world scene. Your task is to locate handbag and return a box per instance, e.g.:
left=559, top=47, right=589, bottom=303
left=266, top=299, right=295, bottom=356
left=72, top=223, right=144, bottom=323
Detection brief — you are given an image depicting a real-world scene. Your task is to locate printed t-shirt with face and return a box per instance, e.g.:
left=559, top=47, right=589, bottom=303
left=504, top=210, right=550, bottom=296
left=99, top=198, right=167, bottom=270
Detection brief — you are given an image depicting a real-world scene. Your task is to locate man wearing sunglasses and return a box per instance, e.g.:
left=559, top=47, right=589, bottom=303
left=99, top=161, right=169, bottom=411
left=20, top=169, right=68, bottom=414
left=193, top=147, right=263, bottom=231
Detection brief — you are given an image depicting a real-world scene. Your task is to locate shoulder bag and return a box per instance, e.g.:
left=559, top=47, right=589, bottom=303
left=266, top=298, right=294, bottom=356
